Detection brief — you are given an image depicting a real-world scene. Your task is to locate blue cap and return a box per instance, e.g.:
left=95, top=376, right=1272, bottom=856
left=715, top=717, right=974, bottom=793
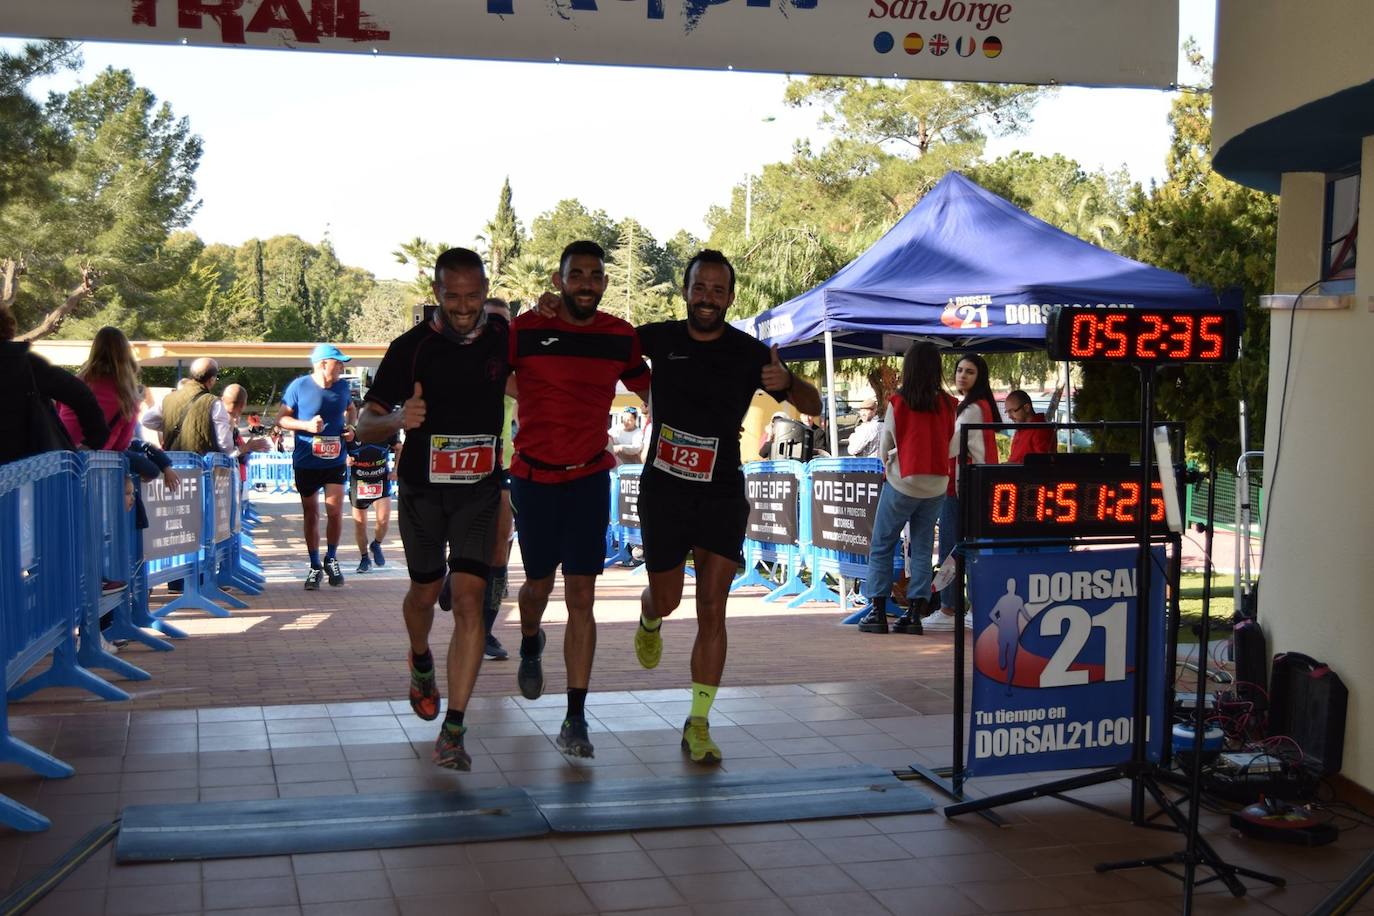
left=310, top=343, right=351, bottom=364
left=623, top=407, right=638, bottom=415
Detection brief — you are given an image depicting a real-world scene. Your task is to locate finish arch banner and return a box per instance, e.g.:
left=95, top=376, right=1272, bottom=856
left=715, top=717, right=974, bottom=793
left=0, top=1, right=1177, bottom=89
left=964, top=546, right=1166, bottom=778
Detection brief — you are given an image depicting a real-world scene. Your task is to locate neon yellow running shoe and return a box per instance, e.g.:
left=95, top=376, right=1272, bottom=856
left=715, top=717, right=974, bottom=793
left=634, top=618, right=662, bottom=670
left=681, top=716, right=722, bottom=765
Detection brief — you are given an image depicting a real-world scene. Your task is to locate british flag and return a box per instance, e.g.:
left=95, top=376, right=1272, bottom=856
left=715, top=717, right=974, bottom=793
left=929, top=33, right=949, bottom=56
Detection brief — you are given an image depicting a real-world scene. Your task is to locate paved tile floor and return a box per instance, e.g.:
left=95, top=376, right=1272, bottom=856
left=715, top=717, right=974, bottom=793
left=0, top=495, right=1366, bottom=914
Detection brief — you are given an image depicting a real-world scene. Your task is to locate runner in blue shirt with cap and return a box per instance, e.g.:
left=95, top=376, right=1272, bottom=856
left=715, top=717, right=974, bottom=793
left=278, top=343, right=357, bottom=589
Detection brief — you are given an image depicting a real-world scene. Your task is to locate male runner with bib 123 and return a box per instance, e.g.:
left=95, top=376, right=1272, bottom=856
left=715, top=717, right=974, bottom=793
left=634, top=250, right=820, bottom=763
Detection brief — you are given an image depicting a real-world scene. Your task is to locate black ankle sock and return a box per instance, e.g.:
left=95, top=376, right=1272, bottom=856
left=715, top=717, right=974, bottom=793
left=521, top=632, right=542, bottom=657
left=444, top=709, right=465, bottom=731
left=566, top=687, right=588, bottom=721
left=412, top=650, right=434, bottom=673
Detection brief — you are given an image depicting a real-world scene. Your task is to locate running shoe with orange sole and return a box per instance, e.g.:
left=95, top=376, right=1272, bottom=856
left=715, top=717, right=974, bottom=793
left=408, top=660, right=440, bottom=721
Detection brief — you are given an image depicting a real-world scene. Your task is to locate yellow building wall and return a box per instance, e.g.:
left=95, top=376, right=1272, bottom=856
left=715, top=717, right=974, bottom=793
left=1257, top=147, right=1374, bottom=791
left=1213, top=0, right=1374, bottom=155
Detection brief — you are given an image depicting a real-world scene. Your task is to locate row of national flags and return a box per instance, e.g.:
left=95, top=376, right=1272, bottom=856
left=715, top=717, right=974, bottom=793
left=873, top=32, right=1003, bottom=58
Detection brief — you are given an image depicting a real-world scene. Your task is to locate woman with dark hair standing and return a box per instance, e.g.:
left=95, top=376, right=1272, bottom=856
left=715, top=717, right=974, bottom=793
left=58, top=326, right=143, bottom=451
left=922, top=353, right=1000, bottom=632
left=858, top=342, right=956, bottom=634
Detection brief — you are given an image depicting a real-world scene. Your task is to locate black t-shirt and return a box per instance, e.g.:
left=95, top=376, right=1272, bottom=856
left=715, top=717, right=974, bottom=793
left=637, top=321, right=784, bottom=496
left=366, top=317, right=510, bottom=488
left=349, top=435, right=397, bottom=483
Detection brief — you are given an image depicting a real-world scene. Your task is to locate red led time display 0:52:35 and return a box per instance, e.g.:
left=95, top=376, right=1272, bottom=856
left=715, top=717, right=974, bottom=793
left=1046, top=308, right=1240, bottom=364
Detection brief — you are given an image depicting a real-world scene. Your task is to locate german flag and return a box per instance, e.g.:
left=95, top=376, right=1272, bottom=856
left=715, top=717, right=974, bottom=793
left=983, top=36, right=1003, bottom=58
left=955, top=36, right=976, bottom=57
left=903, top=33, right=924, bottom=55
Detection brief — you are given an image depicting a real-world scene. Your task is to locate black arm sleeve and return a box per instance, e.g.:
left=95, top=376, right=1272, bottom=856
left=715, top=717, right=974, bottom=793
left=31, top=355, right=108, bottom=448
left=127, top=438, right=172, bottom=475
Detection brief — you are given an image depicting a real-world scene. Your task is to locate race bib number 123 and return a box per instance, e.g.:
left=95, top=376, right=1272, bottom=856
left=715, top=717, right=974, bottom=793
left=652, top=425, right=718, bottom=483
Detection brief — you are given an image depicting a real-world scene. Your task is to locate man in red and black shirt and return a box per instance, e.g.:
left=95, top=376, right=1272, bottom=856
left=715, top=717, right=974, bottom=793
left=509, top=240, right=651, bottom=759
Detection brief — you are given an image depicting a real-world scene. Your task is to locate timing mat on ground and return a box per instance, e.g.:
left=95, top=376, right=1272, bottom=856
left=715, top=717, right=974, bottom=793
left=527, top=765, right=935, bottom=834
left=115, top=766, right=935, bottom=861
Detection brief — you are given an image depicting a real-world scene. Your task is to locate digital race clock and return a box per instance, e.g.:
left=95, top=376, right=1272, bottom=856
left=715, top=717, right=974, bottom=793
left=964, top=455, right=1182, bottom=540
left=1046, top=307, right=1240, bottom=364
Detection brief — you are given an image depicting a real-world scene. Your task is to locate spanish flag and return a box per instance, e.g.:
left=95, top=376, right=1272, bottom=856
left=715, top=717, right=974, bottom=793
left=903, top=32, right=924, bottom=55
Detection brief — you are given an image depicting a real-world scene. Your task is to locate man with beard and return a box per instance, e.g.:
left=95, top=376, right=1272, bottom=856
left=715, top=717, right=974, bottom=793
left=633, top=250, right=821, bottom=763
left=356, top=247, right=510, bottom=770
left=510, top=240, right=651, bottom=759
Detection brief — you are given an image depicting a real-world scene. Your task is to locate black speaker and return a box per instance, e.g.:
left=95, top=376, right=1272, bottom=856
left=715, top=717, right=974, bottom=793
left=1232, top=617, right=1268, bottom=706
left=1268, top=652, right=1348, bottom=776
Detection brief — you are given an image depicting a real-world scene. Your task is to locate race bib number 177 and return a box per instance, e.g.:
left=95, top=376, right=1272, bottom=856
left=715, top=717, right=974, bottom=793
left=429, top=434, right=497, bottom=484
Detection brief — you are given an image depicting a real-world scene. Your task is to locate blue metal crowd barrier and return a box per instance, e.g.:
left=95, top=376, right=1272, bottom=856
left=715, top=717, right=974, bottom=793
left=787, top=457, right=903, bottom=615
left=1, top=448, right=254, bottom=832
left=139, top=452, right=235, bottom=631
left=604, top=464, right=645, bottom=572
left=731, top=460, right=807, bottom=602
left=1, top=453, right=102, bottom=830
left=71, top=452, right=161, bottom=684
left=246, top=452, right=294, bottom=493
left=208, top=455, right=263, bottom=602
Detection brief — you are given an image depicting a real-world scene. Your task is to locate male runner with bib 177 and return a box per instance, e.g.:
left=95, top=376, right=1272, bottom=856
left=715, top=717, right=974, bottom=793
left=357, top=247, right=510, bottom=772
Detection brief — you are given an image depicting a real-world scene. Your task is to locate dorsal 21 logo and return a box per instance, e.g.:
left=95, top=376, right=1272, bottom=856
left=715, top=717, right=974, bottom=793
left=975, top=568, right=1138, bottom=691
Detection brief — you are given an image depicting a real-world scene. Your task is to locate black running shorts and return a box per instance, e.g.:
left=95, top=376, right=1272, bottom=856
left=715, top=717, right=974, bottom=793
left=295, top=465, right=347, bottom=498
left=397, top=477, right=500, bottom=584
left=637, top=481, right=749, bottom=574
left=509, top=470, right=609, bottom=580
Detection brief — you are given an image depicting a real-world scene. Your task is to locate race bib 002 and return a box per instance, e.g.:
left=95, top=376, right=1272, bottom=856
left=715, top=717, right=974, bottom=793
left=652, top=425, right=718, bottom=483
left=311, top=436, right=342, bottom=460
left=429, top=434, right=497, bottom=484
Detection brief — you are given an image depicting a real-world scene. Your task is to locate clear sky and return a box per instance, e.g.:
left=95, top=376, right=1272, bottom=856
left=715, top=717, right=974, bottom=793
left=5, top=1, right=1215, bottom=282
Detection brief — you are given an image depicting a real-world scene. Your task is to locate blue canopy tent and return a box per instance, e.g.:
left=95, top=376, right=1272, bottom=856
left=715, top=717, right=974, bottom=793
left=737, top=171, right=1242, bottom=449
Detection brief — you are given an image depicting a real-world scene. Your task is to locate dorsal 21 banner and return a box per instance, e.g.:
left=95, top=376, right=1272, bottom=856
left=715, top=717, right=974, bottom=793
left=965, top=546, right=1167, bottom=778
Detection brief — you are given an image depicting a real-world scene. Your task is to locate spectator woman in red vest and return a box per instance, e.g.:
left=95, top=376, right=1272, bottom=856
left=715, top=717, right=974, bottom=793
left=923, top=351, right=1000, bottom=631
left=924, top=352, right=1001, bottom=631
left=857, top=342, right=956, bottom=634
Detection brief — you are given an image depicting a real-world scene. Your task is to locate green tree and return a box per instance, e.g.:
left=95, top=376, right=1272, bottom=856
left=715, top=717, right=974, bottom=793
left=392, top=236, right=445, bottom=303
left=1, top=64, right=203, bottom=339
left=348, top=279, right=412, bottom=342
left=1075, top=46, right=1277, bottom=464
left=526, top=200, right=618, bottom=267
left=499, top=252, right=555, bottom=311
left=0, top=40, right=80, bottom=212
left=604, top=218, right=675, bottom=325
left=482, top=177, right=524, bottom=296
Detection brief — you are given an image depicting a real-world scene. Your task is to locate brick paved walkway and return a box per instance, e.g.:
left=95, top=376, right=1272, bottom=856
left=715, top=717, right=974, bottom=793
left=16, top=494, right=969, bottom=716
left=2, top=495, right=1354, bottom=916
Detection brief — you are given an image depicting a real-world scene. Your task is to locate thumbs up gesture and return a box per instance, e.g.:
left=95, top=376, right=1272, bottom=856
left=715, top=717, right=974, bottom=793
left=760, top=344, right=793, bottom=393
left=402, top=382, right=427, bottom=430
